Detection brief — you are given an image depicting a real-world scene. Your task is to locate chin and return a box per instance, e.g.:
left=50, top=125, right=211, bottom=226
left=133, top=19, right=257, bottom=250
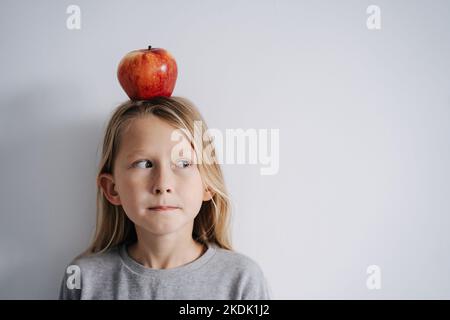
left=140, top=218, right=192, bottom=236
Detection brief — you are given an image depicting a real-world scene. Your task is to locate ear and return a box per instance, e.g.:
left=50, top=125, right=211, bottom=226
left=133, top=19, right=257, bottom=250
left=97, top=173, right=122, bottom=206
left=202, top=186, right=214, bottom=202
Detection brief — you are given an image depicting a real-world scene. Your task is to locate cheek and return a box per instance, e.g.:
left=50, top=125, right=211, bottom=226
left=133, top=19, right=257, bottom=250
left=179, top=174, right=205, bottom=212
left=118, top=171, right=148, bottom=191
left=116, top=176, right=147, bottom=212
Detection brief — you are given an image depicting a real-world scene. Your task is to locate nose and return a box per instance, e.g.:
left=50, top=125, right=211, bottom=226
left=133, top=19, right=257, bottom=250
left=151, top=163, right=174, bottom=195
left=155, top=186, right=172, bottom=194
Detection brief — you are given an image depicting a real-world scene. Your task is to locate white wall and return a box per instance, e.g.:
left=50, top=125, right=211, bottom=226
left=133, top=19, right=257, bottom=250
left=1, top=0, right=450, bottom=299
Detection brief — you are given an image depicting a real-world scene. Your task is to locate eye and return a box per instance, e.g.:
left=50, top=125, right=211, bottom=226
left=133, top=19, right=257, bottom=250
left=176, top=159, right=192, bottom=169
left=134, top=159, right=153, bottom=169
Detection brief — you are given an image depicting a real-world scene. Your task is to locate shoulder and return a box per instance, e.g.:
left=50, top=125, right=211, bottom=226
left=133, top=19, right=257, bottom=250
left=68, top=245, right=122, bottom=277
left=61, top=246, right=122, bottom=286
left=214, top=247, right=265, bottom=275
left=211, top=246, right=271, bottom=299
left=58, top=245, right=123, bottom=300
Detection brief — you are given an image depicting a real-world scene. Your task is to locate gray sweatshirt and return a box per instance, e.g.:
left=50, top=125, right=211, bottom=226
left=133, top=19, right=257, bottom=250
left=58, top=242, right=271, bottom=300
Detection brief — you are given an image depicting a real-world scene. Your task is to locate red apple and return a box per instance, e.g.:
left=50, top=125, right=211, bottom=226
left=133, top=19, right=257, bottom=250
left=117, top=46, right=178, bottom=100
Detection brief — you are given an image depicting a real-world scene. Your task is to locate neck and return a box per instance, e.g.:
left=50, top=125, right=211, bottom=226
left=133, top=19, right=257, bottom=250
left=127, top=227, right=206, bottom=269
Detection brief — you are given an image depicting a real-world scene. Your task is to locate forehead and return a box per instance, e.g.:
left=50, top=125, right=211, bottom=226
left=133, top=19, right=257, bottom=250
left=119, top=115, right=193, bottom=156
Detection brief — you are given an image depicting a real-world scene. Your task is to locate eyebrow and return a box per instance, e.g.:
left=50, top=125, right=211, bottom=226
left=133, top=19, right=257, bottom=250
left=126, top=150, right=150, bottom=159
left=125, top=142, right=195, bottom=160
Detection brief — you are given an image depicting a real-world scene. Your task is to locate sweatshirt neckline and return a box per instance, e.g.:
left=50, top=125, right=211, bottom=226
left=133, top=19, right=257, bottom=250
left=119, top=242, right=217, bottom=277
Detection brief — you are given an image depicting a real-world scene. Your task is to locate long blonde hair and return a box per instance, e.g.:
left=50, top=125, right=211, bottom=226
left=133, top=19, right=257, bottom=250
left=80, top=96, right=232, bottom=257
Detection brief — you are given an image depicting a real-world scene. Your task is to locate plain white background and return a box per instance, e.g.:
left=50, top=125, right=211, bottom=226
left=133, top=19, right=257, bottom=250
left=1, top=0, right=449, bottom=299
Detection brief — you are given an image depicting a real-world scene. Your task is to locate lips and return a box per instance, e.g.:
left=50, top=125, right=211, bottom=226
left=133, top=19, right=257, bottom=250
left=148, top=206, right=180, bottom=211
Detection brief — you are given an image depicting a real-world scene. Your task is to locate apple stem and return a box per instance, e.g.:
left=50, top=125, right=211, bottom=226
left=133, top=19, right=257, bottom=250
left=148, top=45, right=152, bottom=50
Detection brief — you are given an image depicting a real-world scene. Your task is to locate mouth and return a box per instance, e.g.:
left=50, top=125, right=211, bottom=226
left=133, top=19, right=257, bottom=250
left=148, top=206, right=180, bottom=212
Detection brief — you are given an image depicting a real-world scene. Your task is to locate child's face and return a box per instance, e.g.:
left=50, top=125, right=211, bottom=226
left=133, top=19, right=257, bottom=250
left=99, top=115, right=212, bottom=237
